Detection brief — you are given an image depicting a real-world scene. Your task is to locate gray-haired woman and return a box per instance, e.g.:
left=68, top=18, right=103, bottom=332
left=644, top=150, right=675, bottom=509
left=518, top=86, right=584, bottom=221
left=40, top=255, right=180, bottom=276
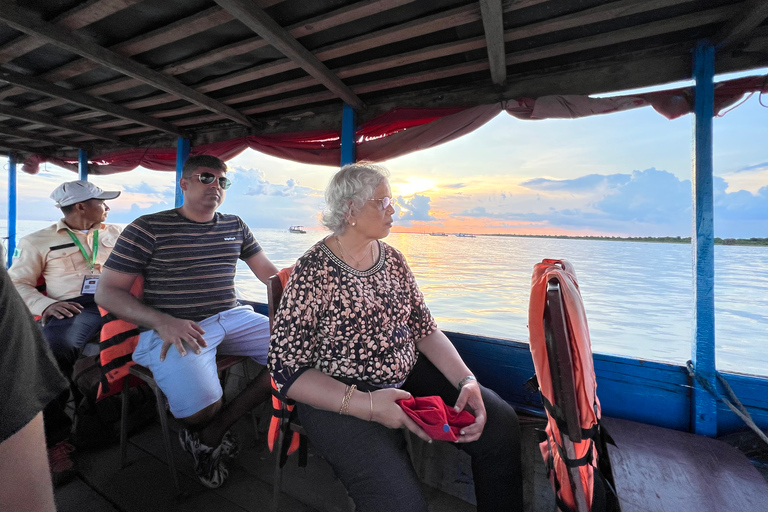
left=268, top=163, right=522, bottom=512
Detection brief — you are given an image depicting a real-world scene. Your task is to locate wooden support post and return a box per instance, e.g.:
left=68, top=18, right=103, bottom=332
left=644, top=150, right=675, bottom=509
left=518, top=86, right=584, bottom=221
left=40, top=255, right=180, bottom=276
left=691, top=40, right=717, bottom=437
left=340, top=103, right=356, bottom=166
left=6, top=154, right=17, bottom=269
left=78, top=149, right=88, bottom=180
left=175, top=137, right=190, bottom=208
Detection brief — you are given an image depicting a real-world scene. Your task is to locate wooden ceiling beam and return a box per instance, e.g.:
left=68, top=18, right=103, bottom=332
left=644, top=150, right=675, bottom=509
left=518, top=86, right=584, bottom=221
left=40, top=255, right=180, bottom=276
left=715, top=0, right=768, bottom=50
left=213, top=0, right=365, bottom=109
left=0, top=69, right=184, bottom=137
left=0, top=105, right=124, bottom=143
left=480, top=0, right=507, bottom=86
left=0, top=126, right=82, bottom=149
left=0, top=4, right=253, bottom=127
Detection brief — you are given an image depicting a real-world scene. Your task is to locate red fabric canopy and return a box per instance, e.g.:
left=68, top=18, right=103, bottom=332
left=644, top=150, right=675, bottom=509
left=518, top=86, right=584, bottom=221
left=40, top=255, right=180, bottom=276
left=20, top=75, right=766, bottom=175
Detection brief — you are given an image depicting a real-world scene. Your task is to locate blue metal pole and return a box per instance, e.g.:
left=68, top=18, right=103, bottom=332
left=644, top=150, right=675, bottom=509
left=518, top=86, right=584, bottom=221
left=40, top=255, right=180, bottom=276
left=175, top=137, right=190, bottom=208
left=7, top=154, right=17, bottom=269
left=78, top=149, right=88, bottom=180
left=691, top=40, right=717, bottom=437
left=340, top=103, right=357, bottom=166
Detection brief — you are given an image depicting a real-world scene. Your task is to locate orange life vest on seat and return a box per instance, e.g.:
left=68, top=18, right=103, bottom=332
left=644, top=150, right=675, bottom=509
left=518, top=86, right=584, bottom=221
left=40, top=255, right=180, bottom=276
left=97, top=276, right=144, bottom=400
left=528, top=259, right=601, bottom=512
left=265, top=266, right=303, bottom=462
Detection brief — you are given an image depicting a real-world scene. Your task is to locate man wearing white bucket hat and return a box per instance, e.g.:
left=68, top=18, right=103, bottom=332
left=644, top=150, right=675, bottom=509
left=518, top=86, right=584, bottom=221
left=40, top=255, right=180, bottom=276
left=8, top=180, right=122, bottom=483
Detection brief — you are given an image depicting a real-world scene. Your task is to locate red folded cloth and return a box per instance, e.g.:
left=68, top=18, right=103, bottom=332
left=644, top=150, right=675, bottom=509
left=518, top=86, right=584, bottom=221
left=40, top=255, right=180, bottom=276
left=396, top=396, right=475, bottom=442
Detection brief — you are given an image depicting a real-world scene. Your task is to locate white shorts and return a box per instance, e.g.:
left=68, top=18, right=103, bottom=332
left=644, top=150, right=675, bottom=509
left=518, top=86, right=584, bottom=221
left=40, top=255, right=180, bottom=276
left=132, top=305, right=269, bottom=418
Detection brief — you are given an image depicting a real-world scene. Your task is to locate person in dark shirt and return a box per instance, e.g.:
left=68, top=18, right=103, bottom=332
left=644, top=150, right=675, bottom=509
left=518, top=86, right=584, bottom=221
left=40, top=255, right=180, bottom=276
left=0, top=266, right=69, bottom=509
left=96, top=155, right=278, bottom=488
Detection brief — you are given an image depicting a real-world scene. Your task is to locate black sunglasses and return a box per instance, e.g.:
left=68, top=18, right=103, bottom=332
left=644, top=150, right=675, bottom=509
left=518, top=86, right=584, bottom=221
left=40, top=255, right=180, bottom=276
left=192, top=172, right=231, bottom=190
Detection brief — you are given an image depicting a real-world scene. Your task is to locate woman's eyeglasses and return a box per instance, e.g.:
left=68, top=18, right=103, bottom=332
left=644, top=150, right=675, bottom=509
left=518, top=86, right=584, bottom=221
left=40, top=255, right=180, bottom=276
left=367, top=196, right=393, bottom=210
left=193, top=172, right=231, bottom=190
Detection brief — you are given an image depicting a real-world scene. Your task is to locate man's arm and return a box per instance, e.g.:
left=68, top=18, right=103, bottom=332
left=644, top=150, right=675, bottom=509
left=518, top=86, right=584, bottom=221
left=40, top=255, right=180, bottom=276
left=244, top=251, right=279, bottom=285
left=0, top=413, right=57, bottom=512
left=95, top=269, right=207, bottom=361
left=7, top=240, right=57, bottom=316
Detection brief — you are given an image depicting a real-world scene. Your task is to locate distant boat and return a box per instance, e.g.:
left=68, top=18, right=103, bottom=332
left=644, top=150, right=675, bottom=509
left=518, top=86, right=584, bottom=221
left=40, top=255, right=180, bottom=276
left=289, top=226, right=306, bottom=234
left=429, top=232, right=448, bottom=236
left=455, top=233, right=476, bottom=238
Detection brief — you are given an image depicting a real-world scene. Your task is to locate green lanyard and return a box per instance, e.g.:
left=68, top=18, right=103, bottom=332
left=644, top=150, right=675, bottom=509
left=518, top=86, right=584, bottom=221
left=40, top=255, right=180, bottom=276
left=67, top=229, right=99, bottom=272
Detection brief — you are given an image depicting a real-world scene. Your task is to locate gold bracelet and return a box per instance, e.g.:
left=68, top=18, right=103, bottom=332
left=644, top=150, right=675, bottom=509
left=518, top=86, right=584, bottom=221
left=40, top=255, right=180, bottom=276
left=339, top=384, right=357, bottom=415
left=368, top=390, right=373, bottom=422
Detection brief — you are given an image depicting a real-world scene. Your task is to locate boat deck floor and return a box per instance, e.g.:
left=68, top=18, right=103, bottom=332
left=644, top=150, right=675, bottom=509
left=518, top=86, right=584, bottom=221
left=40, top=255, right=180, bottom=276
left=53, top=408, right=558, bottom=512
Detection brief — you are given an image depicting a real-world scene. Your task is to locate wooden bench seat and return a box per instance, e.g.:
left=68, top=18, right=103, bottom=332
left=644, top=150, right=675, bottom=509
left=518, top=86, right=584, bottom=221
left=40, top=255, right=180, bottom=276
left=602, top=416, right=768, bottom=512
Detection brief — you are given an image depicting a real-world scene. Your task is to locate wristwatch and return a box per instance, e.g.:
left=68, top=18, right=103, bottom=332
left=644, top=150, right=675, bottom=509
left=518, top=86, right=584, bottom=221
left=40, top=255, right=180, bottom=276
left=457, top=375, right=477, bottom=389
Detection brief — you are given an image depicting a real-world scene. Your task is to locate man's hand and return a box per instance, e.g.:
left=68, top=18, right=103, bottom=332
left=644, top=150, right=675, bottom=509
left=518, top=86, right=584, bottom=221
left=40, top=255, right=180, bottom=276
left=41, top=301, right=83, bottom=323
left=155, top=317, right=208, bottom=361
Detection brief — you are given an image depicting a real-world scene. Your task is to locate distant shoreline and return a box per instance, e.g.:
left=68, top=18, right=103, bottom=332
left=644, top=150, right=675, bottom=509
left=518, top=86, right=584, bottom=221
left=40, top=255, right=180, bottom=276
left=481, top=234, right=768, bottom=247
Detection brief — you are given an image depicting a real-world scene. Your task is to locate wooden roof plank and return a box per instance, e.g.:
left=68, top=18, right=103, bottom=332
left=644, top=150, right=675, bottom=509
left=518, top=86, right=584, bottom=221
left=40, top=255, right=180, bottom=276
left=504, top=0, right=699, bottom=43
left=3, top=0, right=416, bottom=118
left=715, top=0, right=768, bottom=50
left=0, top=4, right=253, bottom=127
left=0, top=138, right=55, bottom=154
left=505, top=6, right=735, bottom=67
left=0, top=104, right=123, bottom=143
left=0, top=0, right=144, bottom=64
left=213, top=0, right=365, bottom=109
left=0, top=126, right=81, bottom=149
left=480, top=0, right=507, bottom=86
left=0, top=68, right=183, bottom=137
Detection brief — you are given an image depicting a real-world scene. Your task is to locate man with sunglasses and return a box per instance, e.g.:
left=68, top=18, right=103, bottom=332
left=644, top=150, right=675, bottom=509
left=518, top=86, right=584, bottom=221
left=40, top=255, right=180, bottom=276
left=96, top=155, right=278, bottom=488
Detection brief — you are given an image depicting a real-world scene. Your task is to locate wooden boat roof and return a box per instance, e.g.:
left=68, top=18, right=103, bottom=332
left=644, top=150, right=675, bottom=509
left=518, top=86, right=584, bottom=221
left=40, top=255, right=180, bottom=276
left=0, top=0, right=766, bottom=162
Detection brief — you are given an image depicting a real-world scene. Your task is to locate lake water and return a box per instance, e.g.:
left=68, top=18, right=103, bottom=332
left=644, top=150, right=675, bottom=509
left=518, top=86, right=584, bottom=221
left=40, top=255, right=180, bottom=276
left=4, top=221, right=767, bottom=376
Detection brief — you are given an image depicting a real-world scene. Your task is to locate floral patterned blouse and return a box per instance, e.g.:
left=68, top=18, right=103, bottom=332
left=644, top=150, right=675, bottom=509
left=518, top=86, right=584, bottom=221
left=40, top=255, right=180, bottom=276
left=268, top=238, right=437, bottom=395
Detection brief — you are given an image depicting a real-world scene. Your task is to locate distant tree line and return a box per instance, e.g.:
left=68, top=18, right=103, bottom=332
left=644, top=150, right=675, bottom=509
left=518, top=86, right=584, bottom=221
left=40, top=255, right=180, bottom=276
left=484, top=234, right=768, bottom=246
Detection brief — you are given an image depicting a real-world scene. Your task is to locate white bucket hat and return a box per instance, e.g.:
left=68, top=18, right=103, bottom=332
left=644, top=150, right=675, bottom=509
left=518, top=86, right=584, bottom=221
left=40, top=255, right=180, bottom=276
left=50, top=180, right=121, bottom=208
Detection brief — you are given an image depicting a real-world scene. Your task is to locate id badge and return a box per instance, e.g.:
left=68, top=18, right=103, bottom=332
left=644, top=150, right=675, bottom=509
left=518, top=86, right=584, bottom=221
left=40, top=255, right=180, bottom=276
left=81, top=275, right=100, bottom=295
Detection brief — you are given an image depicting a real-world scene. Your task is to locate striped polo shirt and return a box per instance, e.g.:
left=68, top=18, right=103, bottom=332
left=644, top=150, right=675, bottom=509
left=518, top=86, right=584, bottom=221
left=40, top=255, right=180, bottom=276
left=104, top=209, right=262, bottom=322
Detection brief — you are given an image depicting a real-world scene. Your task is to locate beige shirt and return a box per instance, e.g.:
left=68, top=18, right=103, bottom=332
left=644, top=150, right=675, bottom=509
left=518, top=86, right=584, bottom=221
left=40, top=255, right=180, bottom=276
left=8, top=220, right=122, bottom=316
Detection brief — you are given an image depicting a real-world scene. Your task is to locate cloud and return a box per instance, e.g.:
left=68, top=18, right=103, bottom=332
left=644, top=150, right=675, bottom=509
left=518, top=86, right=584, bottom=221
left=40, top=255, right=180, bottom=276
left=122, top=182, right=171, bottom=197
left=522, top=173, right=631, bottom=191
left=443, top=183, right=466, bottom=189
left=734, top=161, right=768, bottom=173
left=455, top=168, right=768, bottom=237
left=237, top=167, right=300, bottom=197
left=397, top=194, right=435, bottom=224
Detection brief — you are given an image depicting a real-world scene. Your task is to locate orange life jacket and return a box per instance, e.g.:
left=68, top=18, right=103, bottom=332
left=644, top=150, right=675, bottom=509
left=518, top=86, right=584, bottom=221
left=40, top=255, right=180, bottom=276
left=265, top=266, right=305, bottom=465
left=528, top=259, right=601, bottom=512
left=97, top=276, right=144, bottom=400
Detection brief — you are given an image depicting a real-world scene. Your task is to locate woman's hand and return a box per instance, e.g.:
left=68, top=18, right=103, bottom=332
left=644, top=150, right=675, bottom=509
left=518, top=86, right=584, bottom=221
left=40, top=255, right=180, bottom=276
left=453, top=381, right=486, bottom=443
left=370, top=388, right=432, bottom=443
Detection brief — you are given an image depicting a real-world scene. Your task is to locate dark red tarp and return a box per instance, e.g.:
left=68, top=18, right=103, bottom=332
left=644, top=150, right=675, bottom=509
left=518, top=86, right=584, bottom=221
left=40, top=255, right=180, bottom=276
left=20, top=75, right=767, bottom=175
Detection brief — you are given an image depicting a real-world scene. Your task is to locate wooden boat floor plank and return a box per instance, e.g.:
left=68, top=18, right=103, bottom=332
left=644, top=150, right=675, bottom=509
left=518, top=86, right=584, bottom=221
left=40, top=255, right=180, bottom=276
left=603, top=416, right=768, bottom=512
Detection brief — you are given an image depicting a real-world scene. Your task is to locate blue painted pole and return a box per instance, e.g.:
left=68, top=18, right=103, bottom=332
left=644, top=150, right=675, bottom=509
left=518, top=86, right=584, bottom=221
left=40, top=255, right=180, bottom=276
left=78, top=149, right=88, bottom=180
left=340, top=103, right=357, bottom=166
left=175, top=137, right=190, bottom=208
left=7, top=153, right=17, bottom=269
left=691, top=40, right=717, bottom=437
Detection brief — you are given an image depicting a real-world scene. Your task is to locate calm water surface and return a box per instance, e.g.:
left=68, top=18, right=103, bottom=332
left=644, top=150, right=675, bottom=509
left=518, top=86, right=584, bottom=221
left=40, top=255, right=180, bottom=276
left=5, top=222, right=767, bottom=376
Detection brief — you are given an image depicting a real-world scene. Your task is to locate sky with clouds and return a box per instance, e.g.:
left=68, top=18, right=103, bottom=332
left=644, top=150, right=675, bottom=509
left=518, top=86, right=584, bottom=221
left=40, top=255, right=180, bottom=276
left=2, top=75, right=767, bottom=239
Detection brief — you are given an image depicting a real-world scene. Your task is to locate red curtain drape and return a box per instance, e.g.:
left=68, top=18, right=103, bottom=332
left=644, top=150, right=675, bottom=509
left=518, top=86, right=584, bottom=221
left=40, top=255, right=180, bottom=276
left=19, top=75, right=766, bottom=175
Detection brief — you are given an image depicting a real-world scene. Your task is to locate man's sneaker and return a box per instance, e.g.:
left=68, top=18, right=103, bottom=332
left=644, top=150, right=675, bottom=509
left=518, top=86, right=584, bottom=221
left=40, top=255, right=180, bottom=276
left=178, top=428, right=228, bottom=489
left=47, top=441, right=76, bottom=487
left=221, top=430, right=240, bottom=459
